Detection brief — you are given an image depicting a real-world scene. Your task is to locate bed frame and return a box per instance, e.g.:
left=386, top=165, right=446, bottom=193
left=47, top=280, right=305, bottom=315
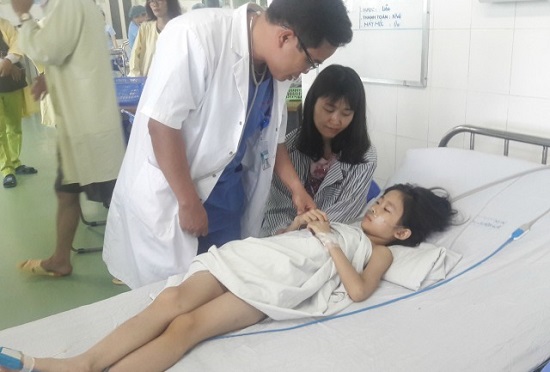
left=439, top=124, right=550, bottom=164
left=436, top=124, right=549, bottom=372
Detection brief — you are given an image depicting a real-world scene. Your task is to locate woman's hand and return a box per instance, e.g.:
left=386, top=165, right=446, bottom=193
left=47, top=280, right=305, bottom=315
left=294, top=209, right=327, bottom=227
left=307, top=220, right=332, bottom=236
left=292, top=188, right=316, bottom=215
left=281, top=209, right=327, bottom=233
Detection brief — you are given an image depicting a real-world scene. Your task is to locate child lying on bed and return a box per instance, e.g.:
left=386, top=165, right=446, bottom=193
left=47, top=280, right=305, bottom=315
left=0, top=183, right=455, bottom=372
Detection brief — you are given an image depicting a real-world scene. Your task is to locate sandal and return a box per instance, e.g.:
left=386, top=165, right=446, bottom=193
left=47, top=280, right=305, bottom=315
left=0, top=347, right=35, bottom=372
left=3, top=174, right=16, bottom=188
left=17, top=259, right=66, bottom=277
left=112, top=277, right=126, bottom=285
left=15, top=165, right=38, bottom=175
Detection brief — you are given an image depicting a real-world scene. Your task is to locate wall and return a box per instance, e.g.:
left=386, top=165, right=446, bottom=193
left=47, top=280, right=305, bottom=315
left=306, top=0, right=550, bottom=187
left=4, top=0, right=548, bottom=187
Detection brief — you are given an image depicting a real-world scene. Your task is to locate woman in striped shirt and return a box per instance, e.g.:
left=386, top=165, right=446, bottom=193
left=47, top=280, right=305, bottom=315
left=261, top=64, right=377, bottom=236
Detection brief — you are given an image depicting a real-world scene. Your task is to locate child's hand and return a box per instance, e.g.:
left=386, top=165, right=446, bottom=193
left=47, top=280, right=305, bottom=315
left=293, top=209, right=328, bottom=227
left=308, top=221, right=339, bottom=250
left=281, top=209, right=328, bottom=234
left=307, top=220, right=331, bottom=235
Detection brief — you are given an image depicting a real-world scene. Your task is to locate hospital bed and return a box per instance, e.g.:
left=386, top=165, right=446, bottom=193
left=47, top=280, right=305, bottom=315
left=1, top=125, right=549, bottom=371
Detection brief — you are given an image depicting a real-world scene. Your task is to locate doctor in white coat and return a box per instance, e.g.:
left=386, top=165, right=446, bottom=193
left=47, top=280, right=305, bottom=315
left=103, top=0, right=353, bottom=289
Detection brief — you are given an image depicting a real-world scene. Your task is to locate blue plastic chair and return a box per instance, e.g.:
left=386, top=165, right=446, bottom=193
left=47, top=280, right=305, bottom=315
left=366, top=180, right=381, bottom=203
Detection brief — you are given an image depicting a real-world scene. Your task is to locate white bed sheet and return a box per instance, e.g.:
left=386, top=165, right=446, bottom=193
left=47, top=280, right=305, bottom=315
left=1, top=148, right=550, bottom=372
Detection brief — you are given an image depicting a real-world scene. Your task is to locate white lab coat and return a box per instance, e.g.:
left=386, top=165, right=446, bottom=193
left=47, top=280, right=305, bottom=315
left=103, top=4, right=291, bottom=289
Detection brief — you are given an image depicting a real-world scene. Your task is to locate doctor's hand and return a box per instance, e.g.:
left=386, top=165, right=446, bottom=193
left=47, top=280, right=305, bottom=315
left=292, top=189, right=316, bottom=215
left=179, top=200, right=208, bottom=237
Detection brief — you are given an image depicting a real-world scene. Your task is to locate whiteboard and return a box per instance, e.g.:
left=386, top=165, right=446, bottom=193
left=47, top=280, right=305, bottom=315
left=325, top=0, right=430, bottom=87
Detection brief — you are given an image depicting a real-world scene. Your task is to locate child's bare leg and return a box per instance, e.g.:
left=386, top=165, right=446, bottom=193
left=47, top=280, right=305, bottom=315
left=109, top=292, right=265, bottom=372
left=27, top=272, right=226, bottom=372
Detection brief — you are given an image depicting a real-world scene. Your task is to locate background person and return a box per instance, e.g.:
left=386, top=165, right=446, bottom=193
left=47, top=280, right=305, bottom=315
left=103, top=11, right=118, bottom=51
left=0, top=17, right=37, bottom=189
left=13, top=0, right=125, bottom=277
left=128, top=0, right=182, bottom=77
left=203, top=0, right=221, bottom=7
left=261, top=64, right=377, bottom=236
left=127, top=5, right=148, bottom=53
left=103, top=0, right=353, bottom=289
left=0, top=184, right=456, bottom=372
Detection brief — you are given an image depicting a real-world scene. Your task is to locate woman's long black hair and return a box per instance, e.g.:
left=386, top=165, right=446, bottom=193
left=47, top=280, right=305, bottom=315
left=296, top=64, right=370, bottom=164
left=146, top=0, right=182, bottom=21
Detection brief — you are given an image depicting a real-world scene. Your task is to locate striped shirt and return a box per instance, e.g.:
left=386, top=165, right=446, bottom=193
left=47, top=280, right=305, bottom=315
left=260, top=129, right=377, bottom=237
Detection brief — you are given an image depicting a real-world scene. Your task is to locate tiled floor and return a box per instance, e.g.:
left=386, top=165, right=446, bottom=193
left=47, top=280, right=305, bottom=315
left=0, top=115, right=128, bottom=330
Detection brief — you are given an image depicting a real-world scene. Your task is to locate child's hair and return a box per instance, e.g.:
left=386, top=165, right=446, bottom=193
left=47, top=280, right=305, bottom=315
left=385, top=183, right=456, bottom=247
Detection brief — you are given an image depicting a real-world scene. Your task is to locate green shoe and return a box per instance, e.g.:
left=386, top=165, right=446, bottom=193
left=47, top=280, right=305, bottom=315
left=15, top=165, right=38, bottom=175
left=2, top=174, right=16, bottom=188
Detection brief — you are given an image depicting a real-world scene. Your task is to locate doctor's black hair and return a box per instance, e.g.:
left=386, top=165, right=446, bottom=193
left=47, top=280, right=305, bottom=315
left=266, top=0, right=352, bottom=49
left=384, top=183, right=456, bottom=247
left=297, top=64, right=370, bottom=164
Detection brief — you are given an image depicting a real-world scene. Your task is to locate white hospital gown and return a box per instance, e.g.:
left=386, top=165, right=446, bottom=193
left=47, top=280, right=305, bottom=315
left=169, top=223, right=373, bottom=320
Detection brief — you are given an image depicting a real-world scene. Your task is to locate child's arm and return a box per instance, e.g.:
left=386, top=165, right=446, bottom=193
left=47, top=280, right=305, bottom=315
left=308, top=221, right=393, bottom=302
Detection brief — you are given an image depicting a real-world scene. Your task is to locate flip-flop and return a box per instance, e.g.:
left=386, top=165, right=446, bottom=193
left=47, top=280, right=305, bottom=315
left=0, top=346, right=35, bottom=372
left=3, top=174, right=16, bottom=188
left=112, top=277, right=126, bottom=285
left=15, top=165, right=38, bottom=175
left=17, top=259, right=63, bottom=277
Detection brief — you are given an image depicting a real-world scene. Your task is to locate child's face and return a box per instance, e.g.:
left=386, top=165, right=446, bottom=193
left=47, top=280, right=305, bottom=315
left=361, top=190, right=405, bottom=245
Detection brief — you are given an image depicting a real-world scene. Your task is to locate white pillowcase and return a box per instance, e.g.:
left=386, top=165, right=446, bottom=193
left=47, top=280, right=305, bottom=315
left=383, top=243, right=462, bottom=291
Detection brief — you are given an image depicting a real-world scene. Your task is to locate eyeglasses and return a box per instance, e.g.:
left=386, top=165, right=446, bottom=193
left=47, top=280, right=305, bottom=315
left=295, top=33, right=319, bottom=72
left=147, top=0, right=165, bottom=4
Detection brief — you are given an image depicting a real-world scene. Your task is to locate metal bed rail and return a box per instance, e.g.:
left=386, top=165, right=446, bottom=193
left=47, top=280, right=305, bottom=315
left=438, top=125, right=550, bottom=165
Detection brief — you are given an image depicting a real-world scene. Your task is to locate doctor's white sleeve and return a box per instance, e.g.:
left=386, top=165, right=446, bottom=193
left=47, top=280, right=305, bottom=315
left=140, top=25, right=208, bottom=130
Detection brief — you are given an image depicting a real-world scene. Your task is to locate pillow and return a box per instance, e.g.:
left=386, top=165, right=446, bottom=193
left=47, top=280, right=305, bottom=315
left=383, top=242, right=462, bottom=291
